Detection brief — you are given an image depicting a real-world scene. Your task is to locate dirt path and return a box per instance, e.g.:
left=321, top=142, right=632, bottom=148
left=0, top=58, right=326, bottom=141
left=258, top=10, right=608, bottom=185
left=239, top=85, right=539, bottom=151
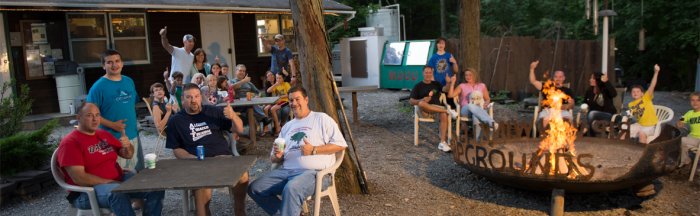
left=1, top=90, right=698, bottom=216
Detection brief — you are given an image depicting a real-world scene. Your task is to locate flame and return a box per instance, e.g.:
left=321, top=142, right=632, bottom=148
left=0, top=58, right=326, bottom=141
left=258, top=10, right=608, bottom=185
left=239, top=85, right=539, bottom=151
left=538, top=80, right=579, bottom=177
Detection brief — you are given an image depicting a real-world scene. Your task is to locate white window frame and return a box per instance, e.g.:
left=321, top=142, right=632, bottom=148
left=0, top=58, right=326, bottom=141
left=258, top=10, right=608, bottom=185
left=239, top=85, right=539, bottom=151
left=66, top=12, right=151, bottom=67
left=66, top=13, right=109, bottom=68
left=108, top=12, right=150, bottom=65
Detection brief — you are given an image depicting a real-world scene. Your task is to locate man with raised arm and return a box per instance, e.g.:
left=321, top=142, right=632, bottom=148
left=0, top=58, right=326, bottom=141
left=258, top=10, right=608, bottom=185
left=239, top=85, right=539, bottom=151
left=160, top=26, right=195, bottom=83
left=529, top=60, right=575, bottom=128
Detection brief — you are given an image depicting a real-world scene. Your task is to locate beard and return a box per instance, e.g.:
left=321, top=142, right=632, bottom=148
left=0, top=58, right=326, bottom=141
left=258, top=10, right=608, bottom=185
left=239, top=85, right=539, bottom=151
left=186, top=103, right=201, bottom=114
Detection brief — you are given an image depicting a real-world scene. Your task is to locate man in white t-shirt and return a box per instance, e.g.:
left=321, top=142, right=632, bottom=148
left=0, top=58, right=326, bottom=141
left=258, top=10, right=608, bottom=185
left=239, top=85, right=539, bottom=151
left=248, top=86, right=347, bottom=216
left=160, top=26, right=195, bottom=83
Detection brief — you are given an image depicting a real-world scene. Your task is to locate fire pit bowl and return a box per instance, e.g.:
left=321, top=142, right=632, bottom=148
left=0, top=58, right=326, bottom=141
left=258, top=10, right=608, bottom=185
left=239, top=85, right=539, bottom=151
left=452, top=123, right=681, bottom=193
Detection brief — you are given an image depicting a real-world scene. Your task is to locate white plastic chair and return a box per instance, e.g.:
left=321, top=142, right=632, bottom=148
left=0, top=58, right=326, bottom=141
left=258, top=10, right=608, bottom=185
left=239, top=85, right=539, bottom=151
left=452, top=97, right=494, bottom=141
left=647, top=105, right=674, bottom=143
left=690, top=145, right=700, bottom=181
left=50, top=149, right=112, bottom=216
left=271, top=150, right=344, bottom=216
left=142, top=97, right=167, bottom=157
left=413, top=93, right=452, bottom=145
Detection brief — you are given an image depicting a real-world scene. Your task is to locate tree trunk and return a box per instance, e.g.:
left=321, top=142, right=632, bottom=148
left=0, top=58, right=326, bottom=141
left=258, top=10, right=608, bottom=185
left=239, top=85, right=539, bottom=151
left=459, top=0, right=481, bottom=75
left=290, top=0, right=363, bottom=194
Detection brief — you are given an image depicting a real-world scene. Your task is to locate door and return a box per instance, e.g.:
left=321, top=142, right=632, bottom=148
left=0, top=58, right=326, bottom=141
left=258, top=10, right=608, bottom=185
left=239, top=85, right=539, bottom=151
left=0, top=13, right=11, bottom=98
left=199, top=13, right=235, bottom=76
left=350, top=40, right=367, bottom=78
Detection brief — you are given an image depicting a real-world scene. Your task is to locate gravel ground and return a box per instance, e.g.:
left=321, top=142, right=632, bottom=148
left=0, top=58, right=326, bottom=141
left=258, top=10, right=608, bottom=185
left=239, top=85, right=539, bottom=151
left=2, top=90, right=699, bottom=216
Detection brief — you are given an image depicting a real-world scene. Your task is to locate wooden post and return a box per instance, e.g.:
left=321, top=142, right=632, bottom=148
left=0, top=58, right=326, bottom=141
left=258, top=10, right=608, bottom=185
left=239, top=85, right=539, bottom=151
left=550, top=189, right=565, bottom=216
left=289, top=0, right=363, bottom=194
left=352, top=92, right=358, bottom=124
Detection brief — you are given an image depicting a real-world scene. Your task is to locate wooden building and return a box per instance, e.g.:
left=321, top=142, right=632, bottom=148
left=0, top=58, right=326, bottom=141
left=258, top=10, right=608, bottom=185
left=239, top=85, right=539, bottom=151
left=0, top=0, right=354, bottom=114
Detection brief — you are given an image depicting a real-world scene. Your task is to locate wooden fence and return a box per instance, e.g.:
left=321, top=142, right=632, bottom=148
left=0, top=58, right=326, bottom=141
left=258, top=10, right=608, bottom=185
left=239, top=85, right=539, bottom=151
left=448, top=36, right=614, bottom=100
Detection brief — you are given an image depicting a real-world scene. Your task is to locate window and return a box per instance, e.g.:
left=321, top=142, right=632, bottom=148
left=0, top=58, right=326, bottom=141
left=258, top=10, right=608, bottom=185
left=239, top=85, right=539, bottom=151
left=110, top=13, right=149, bottom=64
left=67, top=13, right=108, bottom=67
left=382, top=42, right=406, bottom=65
left=405, top=41, right=432, bottom=65
left=67, top=13, right=149, bottom=67
left=256, top=14, right=296, bottom=56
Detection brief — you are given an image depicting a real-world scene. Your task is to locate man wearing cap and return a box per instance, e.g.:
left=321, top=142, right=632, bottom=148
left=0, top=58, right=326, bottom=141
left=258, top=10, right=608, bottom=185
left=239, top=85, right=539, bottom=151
left=260, top=34, right=297, bottom=80
left=160, top=26, right=195, bottom=83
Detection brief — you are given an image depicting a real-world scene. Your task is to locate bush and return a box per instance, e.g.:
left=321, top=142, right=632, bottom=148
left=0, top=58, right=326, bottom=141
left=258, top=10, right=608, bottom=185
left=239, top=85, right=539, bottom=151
left=0, top=80, right=57, bottom=176
left=0, top=80, right=33, bottom=138
left=0, top=119, right=58, bottom=176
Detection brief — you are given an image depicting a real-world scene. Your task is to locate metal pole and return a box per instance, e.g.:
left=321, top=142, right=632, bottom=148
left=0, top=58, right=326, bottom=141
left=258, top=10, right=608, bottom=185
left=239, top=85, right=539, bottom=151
left=602, top=15, right=609, bottom=74
left=550, top=189, right=565, bottom=216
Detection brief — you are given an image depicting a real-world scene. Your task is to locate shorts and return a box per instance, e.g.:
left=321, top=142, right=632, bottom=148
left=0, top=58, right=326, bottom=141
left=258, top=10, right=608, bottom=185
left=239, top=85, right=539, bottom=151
left=630, top=123, right=655, bottom=138
left=538, top=108, right=573, bottom=120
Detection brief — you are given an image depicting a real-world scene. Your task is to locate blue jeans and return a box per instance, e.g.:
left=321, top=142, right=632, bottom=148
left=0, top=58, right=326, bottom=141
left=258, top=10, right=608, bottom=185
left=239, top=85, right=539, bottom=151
left=587, top=110, right=613, bottom=136
left=73, top=173, right=165, bottom=216
left=248, top=169, right=329, bottom=216
left=460, top=104, right=495, bottom=126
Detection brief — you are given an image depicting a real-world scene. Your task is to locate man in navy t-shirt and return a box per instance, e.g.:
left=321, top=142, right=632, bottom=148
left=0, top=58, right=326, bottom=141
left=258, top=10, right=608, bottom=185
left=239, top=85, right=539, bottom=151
left=409, top=66, right=457, bottom=152
left=165, top=83, right=248, bottom=216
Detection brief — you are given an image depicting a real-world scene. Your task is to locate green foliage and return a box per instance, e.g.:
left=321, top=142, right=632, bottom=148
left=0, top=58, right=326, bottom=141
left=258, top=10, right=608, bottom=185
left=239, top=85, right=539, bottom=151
left=398, top=102, right=413, bottom=114
left=481, top=0, right=594, bottom=39
left=0, top=119, right=58, bottom=176
left=0, top=80, right=33, bottom=138
left=491, top=90, right=511, bottom=101
left=325, top=1, right=380, bottom=44
left=613, top=0, right=700, bottom=91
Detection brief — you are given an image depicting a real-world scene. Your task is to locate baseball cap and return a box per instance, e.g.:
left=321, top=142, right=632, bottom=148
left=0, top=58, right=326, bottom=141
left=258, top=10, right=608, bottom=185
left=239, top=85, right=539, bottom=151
left=183, top=34, right=196, bottom=42
left=274, top=34, right=284, bottom=41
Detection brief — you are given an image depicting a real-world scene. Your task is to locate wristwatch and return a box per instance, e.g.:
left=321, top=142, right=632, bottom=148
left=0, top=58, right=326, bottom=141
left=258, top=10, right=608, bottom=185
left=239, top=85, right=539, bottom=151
left=312, top=146, right=317, bottom=155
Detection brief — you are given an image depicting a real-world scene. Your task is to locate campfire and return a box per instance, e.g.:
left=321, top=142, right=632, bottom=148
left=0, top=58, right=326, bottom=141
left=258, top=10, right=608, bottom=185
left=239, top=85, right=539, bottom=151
left=536, top=80, right=588, bottom=178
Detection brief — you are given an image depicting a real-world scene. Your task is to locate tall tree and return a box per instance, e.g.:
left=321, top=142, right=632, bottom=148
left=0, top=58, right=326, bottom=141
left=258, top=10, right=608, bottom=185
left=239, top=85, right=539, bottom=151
left=459, top=0, right=481, bottom=73
left=290, top=0, right=365, bottom=194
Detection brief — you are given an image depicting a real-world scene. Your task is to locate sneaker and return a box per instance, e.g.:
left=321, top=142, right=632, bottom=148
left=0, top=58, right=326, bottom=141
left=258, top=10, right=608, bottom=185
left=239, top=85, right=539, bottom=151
left=447, top=109, right=458, bottom=119
left=438, top=142, right=452, bottom=152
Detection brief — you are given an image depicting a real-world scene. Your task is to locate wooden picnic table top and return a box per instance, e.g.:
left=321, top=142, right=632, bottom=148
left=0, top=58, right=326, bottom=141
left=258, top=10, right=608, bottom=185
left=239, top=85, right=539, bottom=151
left=112, top=156, right=257, bottom=193
left=337, top=85, right=378, bottom=92
left=216, top=96, right=279, bottom=107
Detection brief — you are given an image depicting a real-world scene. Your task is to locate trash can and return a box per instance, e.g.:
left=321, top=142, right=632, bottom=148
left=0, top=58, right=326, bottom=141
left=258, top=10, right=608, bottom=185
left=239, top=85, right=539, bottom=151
left=53, top=61, right=85, bottom=114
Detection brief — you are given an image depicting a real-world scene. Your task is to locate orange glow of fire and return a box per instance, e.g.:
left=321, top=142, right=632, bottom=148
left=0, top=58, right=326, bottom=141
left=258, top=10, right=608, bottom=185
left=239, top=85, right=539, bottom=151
left=538, top=80, right=578, bottom=176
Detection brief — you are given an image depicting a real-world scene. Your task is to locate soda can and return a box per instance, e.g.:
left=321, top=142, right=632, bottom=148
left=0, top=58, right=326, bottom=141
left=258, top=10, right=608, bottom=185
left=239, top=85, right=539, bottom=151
left=196, top=145, right=205, bottom=160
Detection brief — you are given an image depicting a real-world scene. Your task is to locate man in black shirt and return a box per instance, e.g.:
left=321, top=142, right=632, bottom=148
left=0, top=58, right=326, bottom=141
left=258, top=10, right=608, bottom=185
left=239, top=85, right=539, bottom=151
left=165, top=83, right=248, bottom=216
left=528, top=60, right=575, bottom=128
left=409, top=66, right=457, bottom=152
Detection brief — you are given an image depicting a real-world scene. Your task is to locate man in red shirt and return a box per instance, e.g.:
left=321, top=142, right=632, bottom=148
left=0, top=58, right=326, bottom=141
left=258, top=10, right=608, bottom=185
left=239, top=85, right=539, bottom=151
left=57, top=103, right=164, bottom=216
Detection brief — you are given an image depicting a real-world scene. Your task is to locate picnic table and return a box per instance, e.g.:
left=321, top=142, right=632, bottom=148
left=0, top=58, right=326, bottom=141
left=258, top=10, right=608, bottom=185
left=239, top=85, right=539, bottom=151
left=112, top=156, right=257, bottom=215
left=217, top=96, right=279, bottom=148
left=337, top=85, right=378, bottom=123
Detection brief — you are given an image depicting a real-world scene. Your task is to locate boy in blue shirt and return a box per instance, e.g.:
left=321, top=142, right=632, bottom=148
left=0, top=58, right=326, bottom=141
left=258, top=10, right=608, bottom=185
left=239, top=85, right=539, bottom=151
left=427, top=37, right=459, bottom=86
left=87, top=49, right=143, bottom=171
